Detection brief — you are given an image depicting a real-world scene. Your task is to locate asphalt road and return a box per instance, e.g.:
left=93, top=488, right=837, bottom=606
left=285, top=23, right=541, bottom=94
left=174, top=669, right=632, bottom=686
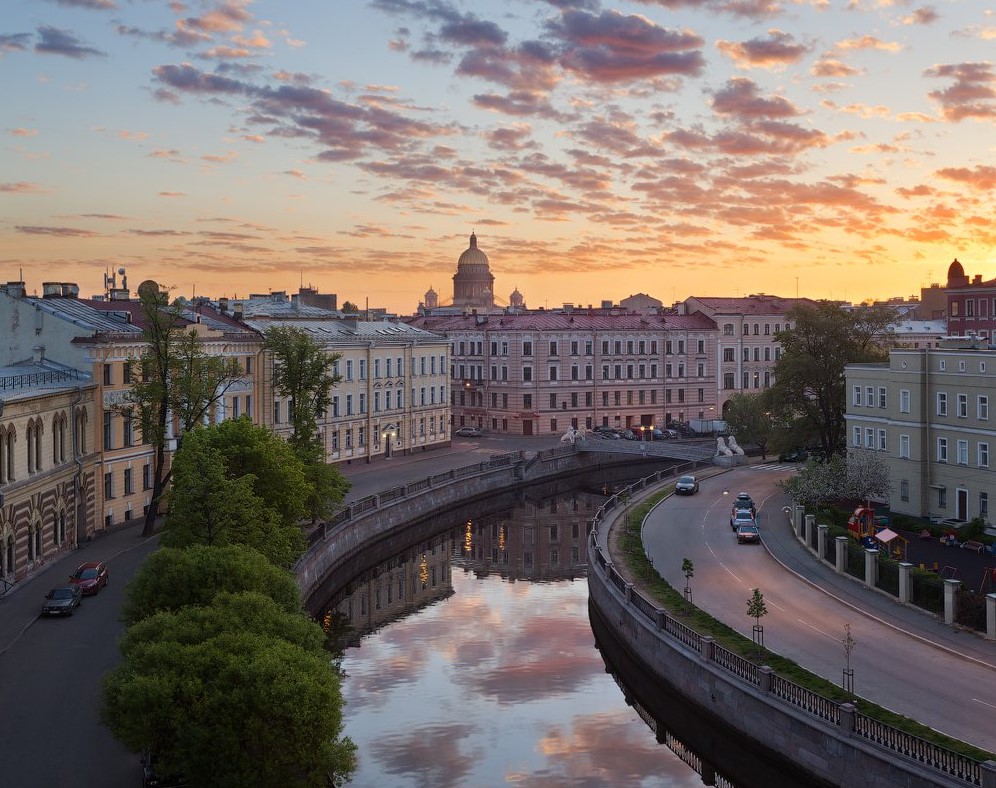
left=0, top=529, right=160, bottom=787
left=642, top=465, right=996, bottom=753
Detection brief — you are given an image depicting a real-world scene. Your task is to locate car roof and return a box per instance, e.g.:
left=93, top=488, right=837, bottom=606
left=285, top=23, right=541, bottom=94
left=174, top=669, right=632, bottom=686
left=76, top=560, right=104, bottom=569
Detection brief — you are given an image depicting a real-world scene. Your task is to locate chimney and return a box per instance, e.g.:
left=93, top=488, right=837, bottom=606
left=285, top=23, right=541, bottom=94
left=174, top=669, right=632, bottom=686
left=3, top=281, right=26, bottom=298
left=32, top=345, right=45, bottom=363
left=110, top=288, right=130, bottom=301
left=62, top=283, right=79, bottom=298
left=233, top=304, right=243, bottom=321
left=43, top=282, right=62, bottom=298
left=218, top=297, right=229, bottom=314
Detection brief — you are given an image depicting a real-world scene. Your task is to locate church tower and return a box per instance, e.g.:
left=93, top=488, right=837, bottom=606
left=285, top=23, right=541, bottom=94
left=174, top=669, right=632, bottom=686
left=452, top=232, right=495, bottom=309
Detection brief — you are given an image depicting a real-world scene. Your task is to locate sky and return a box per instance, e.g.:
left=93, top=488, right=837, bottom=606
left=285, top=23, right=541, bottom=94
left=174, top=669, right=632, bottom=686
left=1, top=0, right=994, bottom=314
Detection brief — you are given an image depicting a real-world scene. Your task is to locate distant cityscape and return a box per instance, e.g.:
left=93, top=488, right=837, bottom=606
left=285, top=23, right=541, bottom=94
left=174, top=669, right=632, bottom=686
left=1, top=234, right=993, bottom=593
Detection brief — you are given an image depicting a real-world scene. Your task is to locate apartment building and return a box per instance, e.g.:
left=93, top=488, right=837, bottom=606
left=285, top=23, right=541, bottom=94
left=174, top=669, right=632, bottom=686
left=679, top=295, right=818, bottom=409
left=0, top=358, right=98, bottom=588
left=407, top=310, right=718, bottom=436
left=0, top=279, right=263, bottom=531
left=240, top=307, right=450, bottom=463
left=845, top=339, right=996, bottom=523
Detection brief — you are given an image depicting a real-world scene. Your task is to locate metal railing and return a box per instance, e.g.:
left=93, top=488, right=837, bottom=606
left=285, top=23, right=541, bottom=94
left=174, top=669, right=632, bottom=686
left=0, top=368, right=85, bottom=390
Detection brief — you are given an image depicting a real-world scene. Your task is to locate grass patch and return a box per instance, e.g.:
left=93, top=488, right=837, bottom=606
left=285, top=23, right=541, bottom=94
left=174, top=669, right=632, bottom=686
left=612, top=488, right=995, bottom=762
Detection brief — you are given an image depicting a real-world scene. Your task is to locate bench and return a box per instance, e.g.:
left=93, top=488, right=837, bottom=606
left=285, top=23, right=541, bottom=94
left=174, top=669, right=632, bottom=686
left=962, top=540, right=985, bottom=553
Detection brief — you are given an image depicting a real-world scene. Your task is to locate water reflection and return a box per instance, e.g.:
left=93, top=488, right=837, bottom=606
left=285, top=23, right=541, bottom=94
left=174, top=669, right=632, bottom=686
left=324, top=486, right=707, bottom=787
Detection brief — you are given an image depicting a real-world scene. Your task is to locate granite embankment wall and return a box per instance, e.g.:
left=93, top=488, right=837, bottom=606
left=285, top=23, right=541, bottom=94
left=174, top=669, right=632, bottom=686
left=586, top=480, right=996, bottom=788
left=296, top=445, right=704, bottom=615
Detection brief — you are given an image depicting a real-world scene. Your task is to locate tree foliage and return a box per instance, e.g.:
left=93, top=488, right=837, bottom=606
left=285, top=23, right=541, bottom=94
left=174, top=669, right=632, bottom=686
left=120, top=544, right=302, bottom=626
left=125, top=287, right=243, bottom=536
left=162, top=424, right=305, bottom=566
left=102, top=592, right=356, bottom=787
left=779, top=450, right=891, bottom=508
left=722, top=391, right=777, bottom=459
left=770, top=302, right=895, bottom=458
left=747, top=588, right=768, bottom=624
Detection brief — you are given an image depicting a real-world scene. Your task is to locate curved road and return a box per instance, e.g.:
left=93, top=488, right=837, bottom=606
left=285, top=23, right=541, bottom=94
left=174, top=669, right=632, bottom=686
left=641, top=465, right=996, bottom=753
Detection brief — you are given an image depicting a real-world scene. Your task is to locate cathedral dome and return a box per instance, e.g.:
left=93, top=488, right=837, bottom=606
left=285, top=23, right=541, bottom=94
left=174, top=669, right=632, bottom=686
left=457, top=232, right=489, bottom=268
left=947, top=258, right=968, bottom=287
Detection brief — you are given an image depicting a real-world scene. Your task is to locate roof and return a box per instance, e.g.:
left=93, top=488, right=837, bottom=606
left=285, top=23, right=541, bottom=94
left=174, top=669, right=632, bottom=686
left=406, top=311, right=716, bottom=332
left=891, top=319, right=947, bottom=334
left=687, top=295, right=819, bottom=315
left=0, top=359, right=92, bottom=400
left=242, top=317, right=446, bottom=344
left=26, top=296, right=145, bottom=335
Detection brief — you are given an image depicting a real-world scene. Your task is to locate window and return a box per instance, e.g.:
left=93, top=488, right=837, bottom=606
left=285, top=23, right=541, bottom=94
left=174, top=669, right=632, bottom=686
left=523, top=341, right=533, bottom=356
left=142, top=464, right=151, bottom=490
left=865, top=427, right=874, bottom=448
left=523, top=366, right=532, bottom=382
left=123, top=364, right=132, bottom=384
left=123, top=412, right=133, bottom=447
left=104, top=471, right=114, bottom=500
left=865, top=386, right=874, bottom=406
left=523, top=394, right=532, bottom=409
left=937, top=437, right=948, bottom=463
left=957, top=439, right=969, bottom=465
left=899, top=434, right=910, bottom=458
left=980, top=442, right=990, bottom=468
left=103, top=411, right=113, bottom=451
left=549, top=366, right=558, bottom=381
left=878, top=429, right=887, bottom=451
left=274, top=401, right=281, bottom=424
left=723, top=348, right=735, bottom=362
left=900, top=389, right=911, bottom=413
left=743, top=347, right=751, bottom=363
left=549, top=393, right=557, bottom=409
left=936, top=392, right=947, bottom=416
left=938, top=487, right=947, bottom=508
left=724, top=323, right=734, bottom=335
left=979, top=395, right=989, bottom=420
left=124, top=468, right=133, bottom=495
left=878, top=387, right=887, bottom=408
left=900, top=480, right=909, bottom=502
left=852, top=385, right=862, bottom=406
left=103, top=364, right=112, bottom=385
left=549, top=341, right=558, bottom=356
left=958, top=393, right=968, bottom=418
left=981, top=492, right=989, bottom=519
left=724, top=372, right=735, bottom=389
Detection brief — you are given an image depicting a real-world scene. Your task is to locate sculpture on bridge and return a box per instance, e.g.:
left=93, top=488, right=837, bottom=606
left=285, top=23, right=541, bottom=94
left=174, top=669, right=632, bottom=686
left=561, top=427, right=583, bottom=444
left=716, top=437, right=733, bottom=457
left=727, top=435, right=745, bottom=456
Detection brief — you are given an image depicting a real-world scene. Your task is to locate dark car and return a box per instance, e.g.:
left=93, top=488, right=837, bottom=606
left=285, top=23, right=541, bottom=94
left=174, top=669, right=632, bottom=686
left=620, top=429, right=640, bottom=440
left=454, top=426, right=482, bottom=437
left=70, top=560, right=109, bottom=595
left=779, top=448, right=809, bottom=462
left=731, top=493, right=756, bottom=518
left=674, top=475, right=699, bottom=495
left=42, top=585, right=83, bottom=617
left=731, top=509, right=756, bottom=531
left=736, top=523, right=761, bottom=544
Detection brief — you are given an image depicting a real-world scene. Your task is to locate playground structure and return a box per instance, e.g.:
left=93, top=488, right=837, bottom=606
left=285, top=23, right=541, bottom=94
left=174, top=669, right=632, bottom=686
left=847, top=506, right=908, bottom=560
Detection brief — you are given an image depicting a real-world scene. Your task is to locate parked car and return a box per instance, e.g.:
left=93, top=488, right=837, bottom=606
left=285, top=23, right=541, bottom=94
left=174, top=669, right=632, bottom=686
left=736, top=523, right=761, bottom=544
left=69, top=560, right=108, bottom=595
left=42, top=585, right=83, bottom=617
left=779, top=448, right=808, bottom=462
left=731, top=509, right=756, bottom=531
left=674, top=475, right=699, bottom=495
left=620, top=429, right=640, bottom=440
left=731, top=493, right=756, bottom=518
left=454, top=427, right=482, bottom=437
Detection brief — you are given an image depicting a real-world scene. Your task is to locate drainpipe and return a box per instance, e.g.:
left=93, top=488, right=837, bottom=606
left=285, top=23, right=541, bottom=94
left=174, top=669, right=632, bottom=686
left=70, top=384, right=86, bottom=547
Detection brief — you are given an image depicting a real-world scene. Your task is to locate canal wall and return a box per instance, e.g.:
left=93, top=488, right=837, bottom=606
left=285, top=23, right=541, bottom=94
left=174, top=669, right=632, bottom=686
left=296, top=445, right=705, bottom=615
left=586, top=485, right=996, bottom=788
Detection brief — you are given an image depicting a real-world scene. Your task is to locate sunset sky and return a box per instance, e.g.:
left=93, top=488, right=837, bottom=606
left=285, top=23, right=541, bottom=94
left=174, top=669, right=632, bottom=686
left=2, top=0, right=994, bottom=314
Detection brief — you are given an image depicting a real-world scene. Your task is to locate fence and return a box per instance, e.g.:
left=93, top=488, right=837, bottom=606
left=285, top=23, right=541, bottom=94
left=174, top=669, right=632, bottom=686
left=589, top=470, right=991, bottom=788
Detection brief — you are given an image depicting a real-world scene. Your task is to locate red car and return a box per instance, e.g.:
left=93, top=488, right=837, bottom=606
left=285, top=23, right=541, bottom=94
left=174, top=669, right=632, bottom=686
left=69, top=561, right=109, bottom=595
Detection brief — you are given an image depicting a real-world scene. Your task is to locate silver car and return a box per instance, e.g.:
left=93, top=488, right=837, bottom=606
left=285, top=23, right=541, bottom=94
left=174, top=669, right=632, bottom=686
left=674, top=475, right=699, bottom=495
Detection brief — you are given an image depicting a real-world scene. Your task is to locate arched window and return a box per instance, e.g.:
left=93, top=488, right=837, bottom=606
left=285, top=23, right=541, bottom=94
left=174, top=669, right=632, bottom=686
left=27, top=526, right=34, bottom=561
left=34, top=419, right=42, bottom=473
left=26, top=422, right=34, bottom=474
left=34, top=525, right=41, bottom=560
left=59, top=511, right=66, bottom=544
left=53, top=512, right=59, bottom=546
left=0, top=425, right=5, bottom=483
left=4, top=428, right=14, bottom=482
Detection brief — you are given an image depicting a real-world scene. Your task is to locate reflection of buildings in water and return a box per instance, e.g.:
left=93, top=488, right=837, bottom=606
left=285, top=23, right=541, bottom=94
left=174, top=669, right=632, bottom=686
left=454, top=491, right=599, bottom=582
left=323, top=531, right=455, bottom=642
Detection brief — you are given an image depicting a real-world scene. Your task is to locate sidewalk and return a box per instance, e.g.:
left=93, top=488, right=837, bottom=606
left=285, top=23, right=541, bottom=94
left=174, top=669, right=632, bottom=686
left=0, top=521, right=153, bottom=656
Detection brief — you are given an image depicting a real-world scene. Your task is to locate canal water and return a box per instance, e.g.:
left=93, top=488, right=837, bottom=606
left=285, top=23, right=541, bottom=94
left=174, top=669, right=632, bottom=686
left=323, top=481, right=733, bottom=788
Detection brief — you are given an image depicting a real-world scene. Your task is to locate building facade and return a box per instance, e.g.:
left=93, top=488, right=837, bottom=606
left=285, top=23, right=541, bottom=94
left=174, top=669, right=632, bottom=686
left=944, top=258, right=996, bottom=340
left=407, top=311, right=718, bottom=436
left=846, top=340, right=996, bottom=523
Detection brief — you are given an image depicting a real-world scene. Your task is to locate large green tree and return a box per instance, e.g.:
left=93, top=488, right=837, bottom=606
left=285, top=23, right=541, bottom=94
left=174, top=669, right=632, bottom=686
left=121, top=544, right=302, bottom=626
left=102, top=592, right=356, bottom=788
left=722, top=390, right=777, bottom=459
left=263, top=325, right=350, bottom=521
left=125, top=285, right=243, bottom=536
left=770, top=302, right=895, bottom=458
left=161, top=425, right=305, bottom=566
left=780, top=450, right=891, bottom=508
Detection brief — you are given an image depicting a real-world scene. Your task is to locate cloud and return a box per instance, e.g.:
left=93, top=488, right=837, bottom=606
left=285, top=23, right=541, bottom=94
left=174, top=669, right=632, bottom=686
left=158, top=191, right=186, bottom=197
left=35, top=26, right=106, bottom=59
left=900, top=6, right=938, bottom=25
left=711, top=77, right=801, bottom=119
left=716, top=29, right=811, bottom=69
left=44, top=0, right=116, bottom=8
left=0, top=33, right=31, bottom=58
left=925, top=62, right=996, bottom=121
left=16, top=225, right=99, bottom=236
left=935, top=165, right=996, bottom=191
left=8, top=127, right=38, bottom=137
left=834, top=35, right=902, bottom=53
left=811, top=58, right=862, bottom=78
left=0, top=182, right=48, bottom=194
left=550, top=9, right=705, bottom=82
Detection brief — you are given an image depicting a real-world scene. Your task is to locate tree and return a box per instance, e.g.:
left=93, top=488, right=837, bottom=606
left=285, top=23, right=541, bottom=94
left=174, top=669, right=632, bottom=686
left=263, top=326, right=350, bottom=521
left=780, top=450, right=891, bottom=508
left=125, top=286, right=243, bottom=536
left=747, top=588, right=768, bottom=653
left=770, top=302, right=895, bottom=459
left=722, top=391, right=777, bottom=459
left=102, top=592, right=356, bottom=787
left=340, top=300, right=359, bottom=313
left=161, top=426, right=304, bottom=566
left=681, top=558, right=694, bottom=602
left=121, top=544, right=303, bottom=626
